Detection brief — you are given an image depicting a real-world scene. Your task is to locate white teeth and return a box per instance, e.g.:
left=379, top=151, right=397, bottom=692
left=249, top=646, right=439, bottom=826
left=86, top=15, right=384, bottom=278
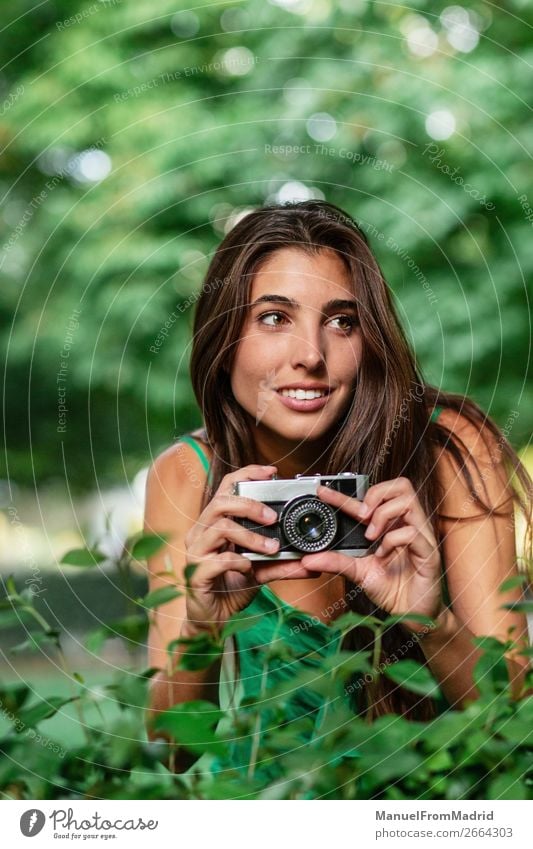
left=279, top=388, right=327, bottom=400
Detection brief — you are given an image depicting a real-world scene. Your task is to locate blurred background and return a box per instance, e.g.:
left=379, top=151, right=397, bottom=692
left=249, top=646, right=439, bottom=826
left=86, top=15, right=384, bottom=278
left=1, top=0, right=532, bottom=724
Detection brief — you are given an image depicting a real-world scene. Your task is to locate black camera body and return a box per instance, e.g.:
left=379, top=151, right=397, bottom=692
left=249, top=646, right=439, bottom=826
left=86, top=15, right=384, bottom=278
left=233, top=472, right=370, bottom=560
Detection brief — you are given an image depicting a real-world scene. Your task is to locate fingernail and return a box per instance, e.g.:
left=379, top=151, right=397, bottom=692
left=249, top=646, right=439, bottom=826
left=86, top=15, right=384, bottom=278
left=359, top=503, right=370, bottom=518
left=264, top=537, right=279, bottom=551
left=262, top=465, right=277, bottom=471
left=365, top=523, right=376, bottom=538
left=263, top=507, right=277, bottom=521
left=375, top=544, right=384, bottom=556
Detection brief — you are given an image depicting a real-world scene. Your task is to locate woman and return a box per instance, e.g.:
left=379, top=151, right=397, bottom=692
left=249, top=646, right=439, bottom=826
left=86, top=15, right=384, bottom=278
left=144, top=200, right=531, bottom=777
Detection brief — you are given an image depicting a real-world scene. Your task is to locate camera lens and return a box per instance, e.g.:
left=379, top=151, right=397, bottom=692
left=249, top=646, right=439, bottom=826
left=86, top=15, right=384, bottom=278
left=281, top=497, right=337, bottom=553
left=296, top=511, right=327, bottom=542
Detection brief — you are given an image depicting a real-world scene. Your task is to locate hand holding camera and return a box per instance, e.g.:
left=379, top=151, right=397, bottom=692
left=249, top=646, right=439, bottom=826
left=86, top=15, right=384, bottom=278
left=251, top=475, right=444, bottom=633
left=182, top=464, right=285, bottom=635
left=232, top=472, right=371, bottom=559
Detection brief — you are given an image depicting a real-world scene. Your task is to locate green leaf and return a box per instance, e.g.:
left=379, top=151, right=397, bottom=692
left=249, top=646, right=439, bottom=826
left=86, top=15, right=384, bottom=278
left=86, top=615, right=148, bottom=653
left=105, top=671, right=151, bottom=711
left=424, top=749, right=453, bottom=773
left=167, top=632, right=222, bottom=671
left=383, top=660, right=441, bottom=697
left=0, top=683, right=32, bottom=713
left=183, top=563, right=199, bottom=587
left=60, top=548, right=107, bottom=567
left=494, top=717, right=533, bottom=747
left=5, top=575, right=18, bottom=596
left=0, top=593, right=24, bottom=610
left=498, top=575, right=527, bottom=593
left=155, top=699, right=222, bottom=728
left=153, top=700, right=226, bottom=757
left=473, top=648, right=510, bottom=695
left=130, top=533, right=170, bottom=560
left=321, top=650, right=372, bottom=678
left=138, top=586, right=182, bottom=609
left=518, top=646, right=533, bottom=657
left=328, top=610, right=381, bottom=633
left=472, top=635, right=511, bottom=653
left=362, top=749, right=424, bottom=788
left=10, top=630, right=60, bottom=654
left=502, top=601, right=533, bottom=613
left=0, top=608, right=40, bottom=630
left=16, top=696, right=77, bottom=729
left=488, top=770, right=528, bottom=800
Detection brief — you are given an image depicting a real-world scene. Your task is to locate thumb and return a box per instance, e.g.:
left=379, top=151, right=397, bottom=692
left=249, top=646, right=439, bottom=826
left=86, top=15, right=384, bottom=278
left=301, top=550, right=379, bottom=589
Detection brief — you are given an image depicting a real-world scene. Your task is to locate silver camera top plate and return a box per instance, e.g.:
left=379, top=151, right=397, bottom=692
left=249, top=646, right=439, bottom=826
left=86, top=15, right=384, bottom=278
left=233, top=473, right=368, bottom=501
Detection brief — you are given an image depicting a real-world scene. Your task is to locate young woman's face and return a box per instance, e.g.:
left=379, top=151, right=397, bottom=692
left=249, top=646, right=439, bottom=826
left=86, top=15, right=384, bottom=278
left=230, top=247, right=362, bottom=449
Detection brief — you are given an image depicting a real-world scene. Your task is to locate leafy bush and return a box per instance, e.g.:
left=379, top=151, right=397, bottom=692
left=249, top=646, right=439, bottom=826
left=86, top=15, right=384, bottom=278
left=2, top=0, right=533, bottom=488
left=0, top=537, right=531, bottom=800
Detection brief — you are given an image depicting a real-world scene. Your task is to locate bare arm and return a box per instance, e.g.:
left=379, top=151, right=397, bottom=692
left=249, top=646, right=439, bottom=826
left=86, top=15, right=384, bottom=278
left=143, top=446, right=280, bottom=770
left=418, top=409, right=530, bottom=707
left=143, top=443, right=220, bottom=769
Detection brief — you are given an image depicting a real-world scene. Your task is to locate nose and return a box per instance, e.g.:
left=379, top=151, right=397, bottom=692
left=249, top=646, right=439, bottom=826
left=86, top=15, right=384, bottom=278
left=289, top=324, right=326, bottom=372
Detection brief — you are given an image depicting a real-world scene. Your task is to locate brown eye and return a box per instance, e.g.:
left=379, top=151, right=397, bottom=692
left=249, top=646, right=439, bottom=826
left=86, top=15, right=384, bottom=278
left=258, top=311, right=287, bottom=327
left=330, top=315, right=356, bottom=332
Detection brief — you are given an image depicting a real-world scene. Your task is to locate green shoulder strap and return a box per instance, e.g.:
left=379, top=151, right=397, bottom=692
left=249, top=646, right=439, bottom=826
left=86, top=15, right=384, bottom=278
left=430, top=405, right=443, bottom=423
left=178, top=435, right=210, bottom=474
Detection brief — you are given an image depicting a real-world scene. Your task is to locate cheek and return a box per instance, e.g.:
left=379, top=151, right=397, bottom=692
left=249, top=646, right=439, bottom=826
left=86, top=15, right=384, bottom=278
left=329, top=341, right=361, bottom=381
left=231, top=338, right=277, bottom=400
left=235, top=335, right=283, bottom=374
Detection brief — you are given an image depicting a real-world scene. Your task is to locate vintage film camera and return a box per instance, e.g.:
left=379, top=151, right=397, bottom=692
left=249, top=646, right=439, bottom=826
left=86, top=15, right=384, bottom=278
left=233, top=472, right=370, bottom=560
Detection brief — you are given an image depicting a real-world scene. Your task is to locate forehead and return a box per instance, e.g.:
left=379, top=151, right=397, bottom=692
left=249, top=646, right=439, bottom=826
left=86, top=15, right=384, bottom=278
left=249, top=247, right=354, bottom=301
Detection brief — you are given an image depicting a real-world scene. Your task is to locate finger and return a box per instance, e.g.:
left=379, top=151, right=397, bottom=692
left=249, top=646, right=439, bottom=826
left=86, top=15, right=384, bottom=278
left=188, top=552, right=252, bottom=586
left=204, top=493, right=278, bottom=526
left=300, top=550, right=360, bottom=579
left=187, top=492, right=278, bottom=550
left=252, top=562, right=318, bottom=583
left=363, top=494, right=427, bottom=541
left=191, top=490, right=278, bottom=541
left=302, top=551, right=384, bottom=595
left=217, top=465, right=278, bottom=496
left=315, top=484, right=371, bottom=522
left=362, top=476, right=421, bottom=518
left=192, top=517, right=280, bottom=558
left=374, top=525, right=434, bottom=560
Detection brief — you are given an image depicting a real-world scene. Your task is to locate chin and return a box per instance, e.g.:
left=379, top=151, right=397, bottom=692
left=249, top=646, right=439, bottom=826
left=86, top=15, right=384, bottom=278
left=259, top=416, right=334, bottom=443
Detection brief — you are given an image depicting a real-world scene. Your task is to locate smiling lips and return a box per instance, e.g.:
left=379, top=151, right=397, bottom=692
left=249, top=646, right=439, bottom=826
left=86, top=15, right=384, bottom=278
left=275, top=386, right=333, bottom=411
left=279, top=387, right=328, bottom=400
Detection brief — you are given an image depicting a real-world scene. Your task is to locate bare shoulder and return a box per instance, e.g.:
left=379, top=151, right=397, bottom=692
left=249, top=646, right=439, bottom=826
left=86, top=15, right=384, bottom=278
left=435, top=407, right=501, bottom=458
left=433, top=407, right=513, bottom=520
left=145, top=440, right=210, bottom=528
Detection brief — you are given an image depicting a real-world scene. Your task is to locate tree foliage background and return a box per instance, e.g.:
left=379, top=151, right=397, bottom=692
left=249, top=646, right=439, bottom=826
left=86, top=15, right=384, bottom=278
left=1, top=0, right=532, bottom=491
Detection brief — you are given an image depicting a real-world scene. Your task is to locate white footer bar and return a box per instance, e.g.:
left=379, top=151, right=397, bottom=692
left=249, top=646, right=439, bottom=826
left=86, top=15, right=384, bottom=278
left=2, top=800, right=531, bottom=848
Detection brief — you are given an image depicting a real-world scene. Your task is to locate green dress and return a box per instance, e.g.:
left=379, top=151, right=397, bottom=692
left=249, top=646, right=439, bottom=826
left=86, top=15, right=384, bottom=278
left=178, top=406, right=445, bottom=781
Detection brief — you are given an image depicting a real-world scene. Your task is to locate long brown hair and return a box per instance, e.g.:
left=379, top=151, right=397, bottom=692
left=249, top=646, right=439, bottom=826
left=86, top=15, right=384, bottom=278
left=189, top=200, right=532, bottom=719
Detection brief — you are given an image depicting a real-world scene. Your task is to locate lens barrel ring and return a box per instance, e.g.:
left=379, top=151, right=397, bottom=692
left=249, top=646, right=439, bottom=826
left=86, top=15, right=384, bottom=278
left=281, top=496, right=337, bottom=553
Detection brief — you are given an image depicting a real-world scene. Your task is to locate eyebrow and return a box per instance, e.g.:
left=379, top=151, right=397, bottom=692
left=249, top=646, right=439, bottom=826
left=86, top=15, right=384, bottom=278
left=250, top=294, right=358, bottom=311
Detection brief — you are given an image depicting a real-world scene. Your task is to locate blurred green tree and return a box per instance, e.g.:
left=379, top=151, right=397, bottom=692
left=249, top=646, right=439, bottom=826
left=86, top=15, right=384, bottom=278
left=1, top=0, right=531, bottom=489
